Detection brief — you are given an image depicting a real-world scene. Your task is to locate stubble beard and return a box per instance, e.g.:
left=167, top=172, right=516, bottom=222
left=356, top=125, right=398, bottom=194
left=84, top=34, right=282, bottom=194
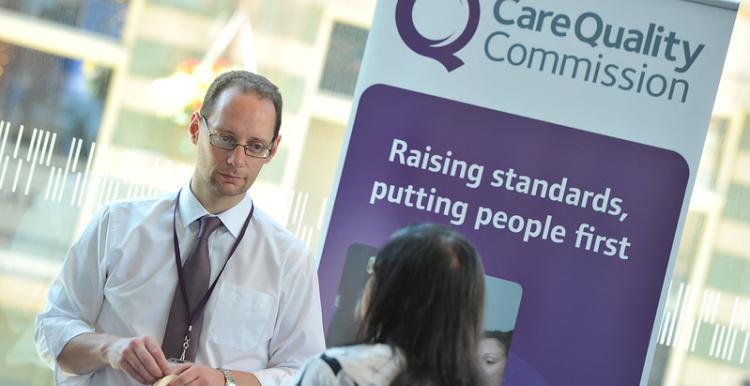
left=209, top=171, right=250, bottom=198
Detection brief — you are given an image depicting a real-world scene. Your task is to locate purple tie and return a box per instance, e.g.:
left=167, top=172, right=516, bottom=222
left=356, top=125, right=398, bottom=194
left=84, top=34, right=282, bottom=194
left=162, top=216, right=223, bottom=361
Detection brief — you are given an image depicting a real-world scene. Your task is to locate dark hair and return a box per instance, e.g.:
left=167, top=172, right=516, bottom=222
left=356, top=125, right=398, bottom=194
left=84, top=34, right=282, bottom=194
left=483, top=330, right=513, bottom=352
left=200, top=70, right=283, bottom=139
left=358, top=223, right=486, bottom=386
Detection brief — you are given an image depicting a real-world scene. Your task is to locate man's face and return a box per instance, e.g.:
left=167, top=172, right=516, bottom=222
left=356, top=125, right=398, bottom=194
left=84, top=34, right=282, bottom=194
left=190, top=88, right=280, bottom=202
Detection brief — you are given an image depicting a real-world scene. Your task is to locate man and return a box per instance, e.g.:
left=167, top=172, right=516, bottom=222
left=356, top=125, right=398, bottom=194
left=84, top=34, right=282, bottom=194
left=34, top=71, right=325, bottom=386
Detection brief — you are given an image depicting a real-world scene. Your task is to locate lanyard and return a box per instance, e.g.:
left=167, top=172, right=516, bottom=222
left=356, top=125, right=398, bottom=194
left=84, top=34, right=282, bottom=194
left=171, top=189, right=255, bottom=360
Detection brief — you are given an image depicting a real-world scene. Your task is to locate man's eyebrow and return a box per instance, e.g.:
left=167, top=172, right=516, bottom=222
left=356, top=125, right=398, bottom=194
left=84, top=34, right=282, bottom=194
left=212, top=127, right=235, bottom=135
left=213, top=128, right=271, bottom=143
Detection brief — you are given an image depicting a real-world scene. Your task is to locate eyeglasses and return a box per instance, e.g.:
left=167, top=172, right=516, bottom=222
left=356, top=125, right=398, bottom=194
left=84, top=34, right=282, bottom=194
left=200, top=114, right=274, bottom=159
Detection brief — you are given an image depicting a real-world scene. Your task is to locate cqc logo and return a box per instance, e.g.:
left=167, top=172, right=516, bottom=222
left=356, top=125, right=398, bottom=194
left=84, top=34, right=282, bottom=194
left=395, top=0, right=481, bottom=71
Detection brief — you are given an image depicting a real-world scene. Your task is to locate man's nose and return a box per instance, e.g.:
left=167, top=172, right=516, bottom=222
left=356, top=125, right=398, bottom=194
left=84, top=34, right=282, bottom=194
left=227, top=145, right=245, bottom=166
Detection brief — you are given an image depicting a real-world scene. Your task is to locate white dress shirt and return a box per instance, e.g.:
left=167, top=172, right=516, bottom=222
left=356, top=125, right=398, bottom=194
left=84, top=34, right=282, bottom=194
left=34, top=186, right=325, bottom=386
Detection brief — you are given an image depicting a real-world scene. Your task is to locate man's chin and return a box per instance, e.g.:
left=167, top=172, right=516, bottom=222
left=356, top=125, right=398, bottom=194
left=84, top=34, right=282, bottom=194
left=211, top=182, right=249, bottom=197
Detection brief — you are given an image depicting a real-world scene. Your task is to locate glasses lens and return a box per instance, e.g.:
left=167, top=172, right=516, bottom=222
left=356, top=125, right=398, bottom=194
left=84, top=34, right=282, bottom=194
left=245, top=141, right=270, bottom=158
left=210, top=134, right=237, bottom=151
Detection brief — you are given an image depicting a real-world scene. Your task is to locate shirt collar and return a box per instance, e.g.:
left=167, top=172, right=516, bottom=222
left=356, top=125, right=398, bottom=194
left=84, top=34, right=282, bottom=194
left=178, top=183, right=253, bottom=239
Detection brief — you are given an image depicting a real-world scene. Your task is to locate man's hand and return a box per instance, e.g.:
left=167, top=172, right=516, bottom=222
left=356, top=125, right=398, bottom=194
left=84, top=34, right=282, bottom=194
left=101, top=336, right=172, bottom=385
left=168, top=363, right=225, bottom=386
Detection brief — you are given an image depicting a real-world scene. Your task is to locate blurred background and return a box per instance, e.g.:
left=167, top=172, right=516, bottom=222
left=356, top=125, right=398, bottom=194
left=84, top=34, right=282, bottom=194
left=0, top=1, right=747, bottom=385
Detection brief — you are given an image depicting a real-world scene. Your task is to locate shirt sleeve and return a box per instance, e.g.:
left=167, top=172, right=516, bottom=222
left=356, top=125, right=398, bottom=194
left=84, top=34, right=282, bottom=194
left=33, top=205, right=112, bottom=372
left=253, top=245, right=326, bottom=386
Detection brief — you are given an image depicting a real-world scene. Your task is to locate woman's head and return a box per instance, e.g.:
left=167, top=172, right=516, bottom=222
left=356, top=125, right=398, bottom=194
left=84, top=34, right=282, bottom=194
left=479, top=330, right=512, bottom=386
left=358, top=223, right=485, bottom=385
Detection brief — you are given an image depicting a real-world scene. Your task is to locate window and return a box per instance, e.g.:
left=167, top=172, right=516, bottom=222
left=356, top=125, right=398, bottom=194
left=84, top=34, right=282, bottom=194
left=319, top=21, right=368, bottom=97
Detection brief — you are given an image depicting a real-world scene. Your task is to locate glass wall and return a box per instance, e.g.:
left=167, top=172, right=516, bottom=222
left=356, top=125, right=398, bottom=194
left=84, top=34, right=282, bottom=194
left=0, top=1, right=747, bottom=385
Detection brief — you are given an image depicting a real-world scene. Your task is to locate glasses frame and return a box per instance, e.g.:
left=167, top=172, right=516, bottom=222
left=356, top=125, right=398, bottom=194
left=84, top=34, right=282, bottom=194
left=200, top=114, right=275, bottom=159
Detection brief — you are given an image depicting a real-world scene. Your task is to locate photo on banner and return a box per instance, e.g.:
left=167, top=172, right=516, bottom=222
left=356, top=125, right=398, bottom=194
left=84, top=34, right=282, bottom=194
left=326, top=242, right=522, bottom=386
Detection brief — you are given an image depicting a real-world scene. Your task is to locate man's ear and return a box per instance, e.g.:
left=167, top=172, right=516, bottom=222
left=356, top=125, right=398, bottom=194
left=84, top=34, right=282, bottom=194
left=266, top=134, right=282, bottom=163
left=189, top=112, right=202, bottom=145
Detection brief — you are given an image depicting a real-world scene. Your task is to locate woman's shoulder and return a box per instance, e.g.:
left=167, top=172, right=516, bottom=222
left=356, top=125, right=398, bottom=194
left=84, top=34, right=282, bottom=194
left=293, top=344, right=404, bottom=386
left=325, top=342, right=397, bottom=359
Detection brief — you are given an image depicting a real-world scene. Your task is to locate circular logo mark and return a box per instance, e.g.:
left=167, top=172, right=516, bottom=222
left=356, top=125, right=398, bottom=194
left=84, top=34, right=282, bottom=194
left=395, top=0, right=481, bottom=71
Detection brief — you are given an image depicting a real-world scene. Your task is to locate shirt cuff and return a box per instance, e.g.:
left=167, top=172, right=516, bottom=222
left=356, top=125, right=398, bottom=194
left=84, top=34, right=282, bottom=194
left=45, top=318, right=95, bottom=365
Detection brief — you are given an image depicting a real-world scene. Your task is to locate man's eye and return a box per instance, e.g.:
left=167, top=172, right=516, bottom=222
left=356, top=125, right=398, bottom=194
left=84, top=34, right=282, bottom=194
left=248, top=142, right=265, bottom=151
left=219, top=135, right=236, bottom=145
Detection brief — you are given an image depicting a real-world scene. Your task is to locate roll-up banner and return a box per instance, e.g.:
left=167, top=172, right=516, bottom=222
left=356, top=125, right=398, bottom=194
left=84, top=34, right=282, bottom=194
left=317, top=0, right=739, bottom=385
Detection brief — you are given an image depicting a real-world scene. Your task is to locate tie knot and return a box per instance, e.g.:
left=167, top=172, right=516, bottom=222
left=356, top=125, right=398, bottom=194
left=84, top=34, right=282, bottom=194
left=197, top=216, right=222, bottom=240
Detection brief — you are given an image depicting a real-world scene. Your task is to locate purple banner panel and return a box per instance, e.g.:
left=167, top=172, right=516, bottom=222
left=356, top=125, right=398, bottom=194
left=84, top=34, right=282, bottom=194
left=319, top=84, right=688, bottom=386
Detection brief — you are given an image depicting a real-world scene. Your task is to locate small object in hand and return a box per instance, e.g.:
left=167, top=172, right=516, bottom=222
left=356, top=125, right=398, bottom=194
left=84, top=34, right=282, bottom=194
left=153, top=374, right=176, bottom=386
